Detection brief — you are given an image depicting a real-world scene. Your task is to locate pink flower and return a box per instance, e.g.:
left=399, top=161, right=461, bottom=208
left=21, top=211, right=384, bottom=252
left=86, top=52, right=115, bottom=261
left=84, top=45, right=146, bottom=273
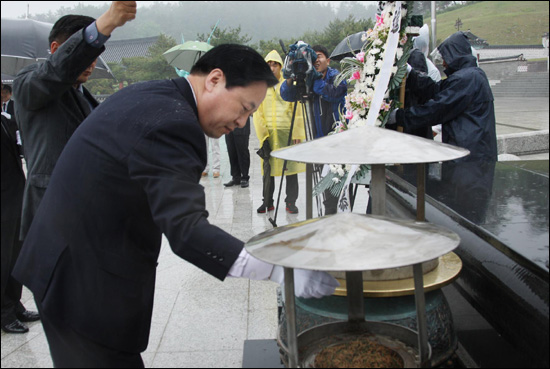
left=376, top=14, right=384, bottom=27
left=355, top=51, right=365, bottom=63
left=344, top=110, right=353, bottom=120
left=350, top=70, right=361, bottom=81
left=380, top=101, right=391, bottom=112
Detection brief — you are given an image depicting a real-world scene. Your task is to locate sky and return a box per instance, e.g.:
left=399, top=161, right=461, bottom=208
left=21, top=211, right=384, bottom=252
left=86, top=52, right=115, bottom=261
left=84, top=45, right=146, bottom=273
left=1, top=1, right=371, bottom=19
left=1, top=1, right=155, bottom=18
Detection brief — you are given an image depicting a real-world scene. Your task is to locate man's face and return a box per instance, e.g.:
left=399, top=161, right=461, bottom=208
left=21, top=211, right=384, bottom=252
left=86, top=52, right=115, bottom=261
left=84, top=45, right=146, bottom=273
left=1, top=90, right=9, bottom=103
left=76, top=59, right=98, bottom=85
left=51, top=40, right=97, bottom=85
left=199, top=69, right=267, bottom=138
left=267, top=61, right=282, bottom=80
left=314, top=52, right=330, bottom=77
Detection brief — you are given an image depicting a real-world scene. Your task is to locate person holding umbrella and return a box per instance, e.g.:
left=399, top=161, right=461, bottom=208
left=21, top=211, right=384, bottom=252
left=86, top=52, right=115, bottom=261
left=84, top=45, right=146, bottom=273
left=13, top=1, right=136, bottom=240
left=253, top=50, right=306, bottom=214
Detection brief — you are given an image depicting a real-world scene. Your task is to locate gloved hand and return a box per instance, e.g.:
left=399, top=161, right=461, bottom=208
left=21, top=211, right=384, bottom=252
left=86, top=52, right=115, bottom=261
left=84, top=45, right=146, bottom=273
left=269, top=266, right=340, bottom=299
left=406, top=63, right=412, bottom=75
left=228, top=248, right=339, bottom=298
left=387, top=108, right=399, bottom=126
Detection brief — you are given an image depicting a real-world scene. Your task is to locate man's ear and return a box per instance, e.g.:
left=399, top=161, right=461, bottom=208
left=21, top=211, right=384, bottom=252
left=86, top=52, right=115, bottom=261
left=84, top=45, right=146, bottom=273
left=50, top=41, right=61, bottom=54
left=204, top=68, right=225, bottom=92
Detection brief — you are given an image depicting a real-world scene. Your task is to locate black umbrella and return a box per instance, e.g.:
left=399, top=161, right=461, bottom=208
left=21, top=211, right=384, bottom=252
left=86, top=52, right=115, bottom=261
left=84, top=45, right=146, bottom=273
left=330, top=31, right=368, bottom=61
left=1, top=18, right=114, bottom=79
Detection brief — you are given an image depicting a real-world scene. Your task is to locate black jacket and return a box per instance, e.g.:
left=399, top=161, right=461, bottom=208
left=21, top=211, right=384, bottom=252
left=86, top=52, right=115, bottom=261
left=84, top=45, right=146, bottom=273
left=399, top=32, right=497, bottom=161
left=13, top=78, right=244, bottom=353
left=13, top=27, right=102, bottom=239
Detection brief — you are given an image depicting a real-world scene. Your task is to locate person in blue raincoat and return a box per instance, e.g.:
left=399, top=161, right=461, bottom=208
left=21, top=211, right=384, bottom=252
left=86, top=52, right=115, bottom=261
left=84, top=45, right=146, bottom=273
left=280, top=45, right=347, bottom=214
left=389, top=31, right=497, bottom=161
left=280, top=45, right=347, bottom=139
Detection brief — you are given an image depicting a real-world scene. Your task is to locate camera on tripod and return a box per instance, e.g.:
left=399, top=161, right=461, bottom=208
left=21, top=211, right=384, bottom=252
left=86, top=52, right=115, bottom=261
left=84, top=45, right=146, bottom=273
left=282, top=41, right=322, bottom=94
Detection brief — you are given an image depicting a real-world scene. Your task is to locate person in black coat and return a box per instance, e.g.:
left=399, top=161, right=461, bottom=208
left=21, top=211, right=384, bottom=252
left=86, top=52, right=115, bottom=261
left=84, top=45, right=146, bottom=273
left=13, top=2, right=136, bottom=240
left=224, top=117, right=251, bottom=188
left=389, top=31, right=497, bottom=162
left=1, top=114, right=40, bottom=333
left=13, top=44, right=338, bottom=367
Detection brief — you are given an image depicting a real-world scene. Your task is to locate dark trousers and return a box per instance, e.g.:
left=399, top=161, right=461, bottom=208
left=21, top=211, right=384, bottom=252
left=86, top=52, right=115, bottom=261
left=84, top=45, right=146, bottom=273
left=323, top=190, right=339, bottom=215
left=1, top=218, right=25, bottom=326
left=225, top=132, right=250, bottom=181
left=265, top=174, right=299, bottom=205
left=36, top=299, right=144, bottom=368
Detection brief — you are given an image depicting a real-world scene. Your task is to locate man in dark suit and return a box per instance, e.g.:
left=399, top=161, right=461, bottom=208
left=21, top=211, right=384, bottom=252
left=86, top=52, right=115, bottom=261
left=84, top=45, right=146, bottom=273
left=1, top=84, right=16, bottom=118
left=1, top=114, right=40, bottom=333
left=224, top=117, right=251, bottom=188
left=13, top=44, right=338, bottom=367
left=13, top=1, right=136, bottom=240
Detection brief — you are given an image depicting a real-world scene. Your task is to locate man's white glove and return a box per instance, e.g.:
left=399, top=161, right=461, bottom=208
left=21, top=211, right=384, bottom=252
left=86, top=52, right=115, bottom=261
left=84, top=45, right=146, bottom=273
left=1, top=111, right=11, bottom=119
left=387, top=108, right=399, bottom=126
left=228, top=248, right=339, bottom=298
left=406, top=63, right=412, bottom=75
left=269, top=266, right=340, bottom=299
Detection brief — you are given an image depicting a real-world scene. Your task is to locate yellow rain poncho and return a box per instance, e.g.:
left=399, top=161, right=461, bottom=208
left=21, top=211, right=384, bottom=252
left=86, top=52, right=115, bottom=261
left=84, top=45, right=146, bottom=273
left=253, top=64, right=306, bottom=177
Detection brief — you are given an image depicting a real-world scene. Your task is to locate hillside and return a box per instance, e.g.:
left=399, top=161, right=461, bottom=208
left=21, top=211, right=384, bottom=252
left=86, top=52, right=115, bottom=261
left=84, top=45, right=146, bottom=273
left=432, top=1, right=549, bottom=45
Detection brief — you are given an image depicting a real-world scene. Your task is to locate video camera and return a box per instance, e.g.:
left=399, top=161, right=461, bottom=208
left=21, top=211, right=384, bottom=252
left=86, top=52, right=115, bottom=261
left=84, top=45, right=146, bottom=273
left=282, top=41, right=322, bottom=93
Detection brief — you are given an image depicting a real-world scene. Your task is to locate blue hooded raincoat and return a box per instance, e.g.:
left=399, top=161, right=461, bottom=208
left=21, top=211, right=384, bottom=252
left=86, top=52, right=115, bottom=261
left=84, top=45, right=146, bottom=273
left=399, top=32, right=497, bottom=161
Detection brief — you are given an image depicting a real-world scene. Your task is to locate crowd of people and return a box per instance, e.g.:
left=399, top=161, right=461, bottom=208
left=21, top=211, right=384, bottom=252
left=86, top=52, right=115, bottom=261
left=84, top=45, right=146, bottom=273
left=2, top=1, right=497, bottom=367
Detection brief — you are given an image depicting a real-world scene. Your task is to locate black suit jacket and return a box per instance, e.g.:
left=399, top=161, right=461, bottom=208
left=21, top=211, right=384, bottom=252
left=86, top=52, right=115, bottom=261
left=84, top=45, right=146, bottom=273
left=1, top=115, right=25, bottom=222
left=13, top=78, right=244, bottom=353
left=13, top=27, right=102, bottom=239
left=3, top=99, right=16, bottom=117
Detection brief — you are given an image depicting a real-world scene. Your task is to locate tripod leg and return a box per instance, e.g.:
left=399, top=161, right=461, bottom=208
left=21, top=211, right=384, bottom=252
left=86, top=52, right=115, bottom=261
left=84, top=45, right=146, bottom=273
left=270, top=101, right=300, bottom=227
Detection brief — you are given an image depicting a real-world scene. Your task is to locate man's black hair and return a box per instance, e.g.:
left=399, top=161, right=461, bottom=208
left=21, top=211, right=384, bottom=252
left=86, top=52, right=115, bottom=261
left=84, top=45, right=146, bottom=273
left=49, top=15, right=95, bottom=45
left=190, top=44, right=279, bottom=88
left=2, top=84, right=12, bottom=93
left=312, top=45, right=330, bottom=59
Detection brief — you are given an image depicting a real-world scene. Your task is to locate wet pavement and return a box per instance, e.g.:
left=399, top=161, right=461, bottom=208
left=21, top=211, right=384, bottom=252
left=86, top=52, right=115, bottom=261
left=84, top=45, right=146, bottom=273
left=1, top=95, right=548, bottom=368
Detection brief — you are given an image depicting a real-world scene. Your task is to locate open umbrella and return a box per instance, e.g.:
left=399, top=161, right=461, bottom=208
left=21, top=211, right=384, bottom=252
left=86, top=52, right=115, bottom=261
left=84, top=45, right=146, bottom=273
left=329, top=31, right=368, bottom=61
left=1, top=18, right=114, bottom=79
left=163, top=41, right=213, bottom=72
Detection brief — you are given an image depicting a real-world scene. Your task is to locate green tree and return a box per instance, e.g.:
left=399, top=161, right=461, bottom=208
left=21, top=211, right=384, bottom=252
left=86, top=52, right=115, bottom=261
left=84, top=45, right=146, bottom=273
left=86, top=33, right=178, bottom=95
left=197, top=24, right=252, bottom=46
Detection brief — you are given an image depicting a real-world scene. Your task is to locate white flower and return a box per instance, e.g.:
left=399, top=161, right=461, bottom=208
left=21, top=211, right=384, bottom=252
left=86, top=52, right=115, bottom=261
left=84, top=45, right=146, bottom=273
left=337, top=167, right=345, bottom=177
left=332, top=177, right=341, bottom=184
left=396, top=48, right=403, bottom=59
left=365, top=63, right=376, bottom=75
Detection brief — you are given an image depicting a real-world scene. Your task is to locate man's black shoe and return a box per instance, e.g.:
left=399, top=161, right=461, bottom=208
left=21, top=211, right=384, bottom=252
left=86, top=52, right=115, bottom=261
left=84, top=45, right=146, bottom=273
left=286, top=203, right=299, bottom=214
left=224, top=179, right=239, bottom=187
left=16, top=310, right=40, bottom=322
left=257, top=204, right=275, bottom=213
left=240, top=179, right=249, bottom=188
left=1, top=320, right=29, bottom=334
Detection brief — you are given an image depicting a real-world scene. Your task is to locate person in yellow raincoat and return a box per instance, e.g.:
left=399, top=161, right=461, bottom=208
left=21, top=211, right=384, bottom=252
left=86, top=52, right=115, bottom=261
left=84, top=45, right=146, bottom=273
left=253, top=50, right=306, bottom=214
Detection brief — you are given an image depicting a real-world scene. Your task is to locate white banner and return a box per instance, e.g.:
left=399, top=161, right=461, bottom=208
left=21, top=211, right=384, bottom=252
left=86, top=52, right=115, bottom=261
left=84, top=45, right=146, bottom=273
left=365, top=1, right=402, bottom=127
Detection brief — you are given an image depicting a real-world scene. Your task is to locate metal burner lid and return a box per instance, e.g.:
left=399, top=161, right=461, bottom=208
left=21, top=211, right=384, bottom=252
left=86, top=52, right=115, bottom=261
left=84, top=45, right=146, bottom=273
left=271, top=125, right=469, bottom=165
left=245, top=213, right=460, bottom=271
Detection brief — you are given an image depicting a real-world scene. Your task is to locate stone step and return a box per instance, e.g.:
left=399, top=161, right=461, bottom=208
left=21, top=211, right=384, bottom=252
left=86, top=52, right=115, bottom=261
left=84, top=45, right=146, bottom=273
left=490, top=73, right=549, bottom=97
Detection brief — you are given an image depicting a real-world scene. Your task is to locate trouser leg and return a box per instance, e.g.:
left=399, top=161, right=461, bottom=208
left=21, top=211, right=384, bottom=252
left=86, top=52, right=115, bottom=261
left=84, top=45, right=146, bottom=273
left=284, top=174, right=299, bottom=204
left=1, top=219, right=23, bottom=326
left=36, top=299, right=144, bottom=368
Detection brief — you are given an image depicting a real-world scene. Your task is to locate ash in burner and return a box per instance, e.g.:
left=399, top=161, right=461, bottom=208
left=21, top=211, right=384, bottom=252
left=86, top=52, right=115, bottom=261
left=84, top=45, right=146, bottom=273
left=313, top=338, right=404, bottom=368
